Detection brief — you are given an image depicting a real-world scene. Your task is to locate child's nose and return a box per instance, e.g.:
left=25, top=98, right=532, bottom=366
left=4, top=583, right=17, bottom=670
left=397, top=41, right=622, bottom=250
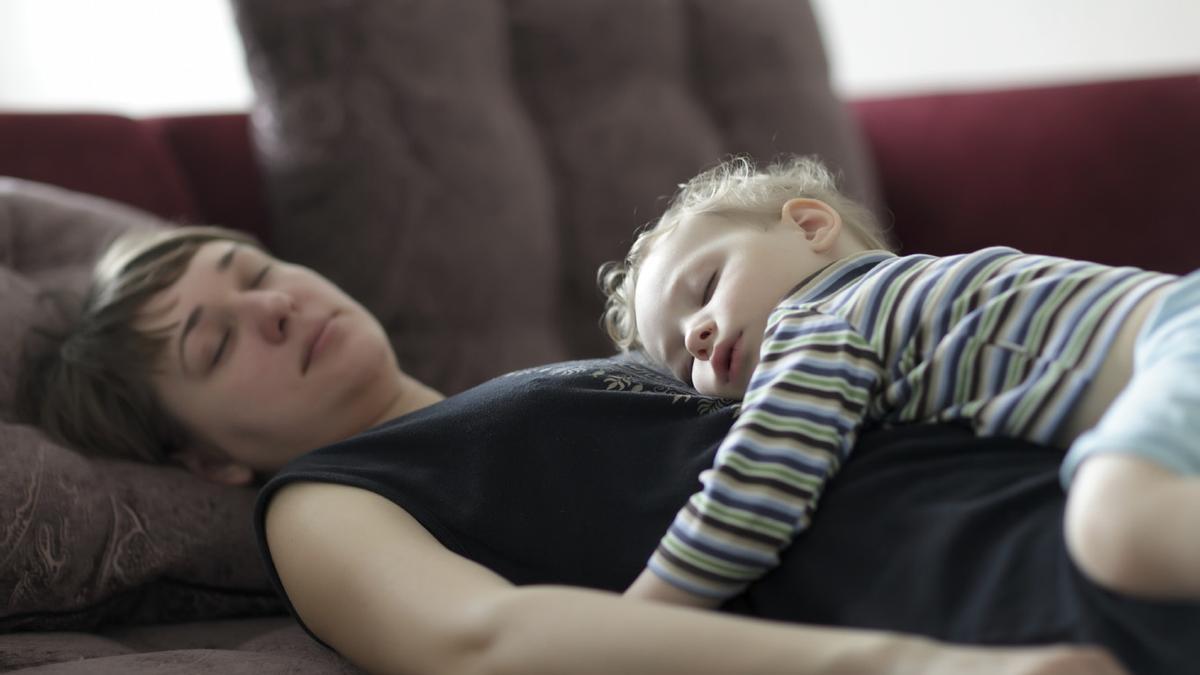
left=686, top=321, right=716, bottom=360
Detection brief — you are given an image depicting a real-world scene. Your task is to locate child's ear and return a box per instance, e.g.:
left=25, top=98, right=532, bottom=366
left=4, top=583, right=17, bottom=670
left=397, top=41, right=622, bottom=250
left=171, top=447, right=255, bottom=487
left=781, top=198, right=842, bottom=253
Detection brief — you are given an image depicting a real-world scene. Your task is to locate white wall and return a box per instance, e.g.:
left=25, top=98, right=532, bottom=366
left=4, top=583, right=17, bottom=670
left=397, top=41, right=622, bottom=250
left=0, top=0, right=1198, bottom=115
left=812, top=0, right=1200, bottom=97
left=0, top=0, right=252, bottom=114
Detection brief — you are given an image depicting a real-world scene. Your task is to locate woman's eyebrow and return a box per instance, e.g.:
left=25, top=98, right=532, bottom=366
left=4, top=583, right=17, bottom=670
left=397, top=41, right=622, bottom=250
left=216, top=243, right=239, bottom=271
left=176, top=244, right=240, bottom=375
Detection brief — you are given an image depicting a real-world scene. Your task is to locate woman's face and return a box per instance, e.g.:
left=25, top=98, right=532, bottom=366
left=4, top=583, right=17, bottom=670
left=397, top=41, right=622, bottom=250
left=139, top=241, right=407, bottom=475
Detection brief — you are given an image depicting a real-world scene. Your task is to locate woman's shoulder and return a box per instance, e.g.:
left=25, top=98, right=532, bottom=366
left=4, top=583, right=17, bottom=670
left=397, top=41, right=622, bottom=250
left=265, top=480, right=429, bottom=543
left=261, top=480, right=514, bottom=671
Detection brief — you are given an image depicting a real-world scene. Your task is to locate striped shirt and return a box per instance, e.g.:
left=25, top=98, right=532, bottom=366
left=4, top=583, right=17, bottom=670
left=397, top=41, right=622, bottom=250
left=648, top=246, right=1175, bottom=600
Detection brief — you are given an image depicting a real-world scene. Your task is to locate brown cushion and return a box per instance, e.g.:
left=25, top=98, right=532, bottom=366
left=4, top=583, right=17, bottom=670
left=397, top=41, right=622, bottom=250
left=0, top=649, right=355, bottom=675
left=0, top=631, right=134, bottom=671
left=233, top=0, right=880, bottom=395
left=0, top=178, right=281, bottom=631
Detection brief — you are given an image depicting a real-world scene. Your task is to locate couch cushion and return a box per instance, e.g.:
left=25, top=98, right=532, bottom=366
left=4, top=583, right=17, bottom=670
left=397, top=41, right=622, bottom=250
left=1, top=649, right=356, bottom=675
left=233, top=0, right=880, bottom=394
left=0, top=631, right=133, bottom=671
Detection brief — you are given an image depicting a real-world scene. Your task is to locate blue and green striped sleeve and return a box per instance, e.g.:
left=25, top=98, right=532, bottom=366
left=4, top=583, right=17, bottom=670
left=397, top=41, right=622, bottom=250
left=646, top=310, right=884, bottom=600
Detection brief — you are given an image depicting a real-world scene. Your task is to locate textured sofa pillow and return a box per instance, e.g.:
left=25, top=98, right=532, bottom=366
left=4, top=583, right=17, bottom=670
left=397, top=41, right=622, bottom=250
left=0, top=178, right=281, bottom=631
left=233, top=0, right=881, bottom=395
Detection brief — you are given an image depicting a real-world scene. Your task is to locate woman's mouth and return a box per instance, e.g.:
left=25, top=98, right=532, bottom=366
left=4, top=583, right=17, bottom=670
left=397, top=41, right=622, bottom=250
left=301, top=313, right=338, bottom=374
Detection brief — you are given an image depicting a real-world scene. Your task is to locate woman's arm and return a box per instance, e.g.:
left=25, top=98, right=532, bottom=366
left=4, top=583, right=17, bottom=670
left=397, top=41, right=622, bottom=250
left=266, top=482, right=1127, bottom=675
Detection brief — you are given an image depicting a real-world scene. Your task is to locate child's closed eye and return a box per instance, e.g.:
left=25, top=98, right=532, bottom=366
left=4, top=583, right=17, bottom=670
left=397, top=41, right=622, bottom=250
left=702, top=270, right=718, bottom=305
left=675, top=270, right=720, bottom=386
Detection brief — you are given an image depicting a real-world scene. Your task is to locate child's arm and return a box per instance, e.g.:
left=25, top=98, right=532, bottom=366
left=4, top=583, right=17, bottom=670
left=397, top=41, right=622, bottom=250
left=624, top=567, right=722, bottom=609
left=633, top=310, right=883, bottom=607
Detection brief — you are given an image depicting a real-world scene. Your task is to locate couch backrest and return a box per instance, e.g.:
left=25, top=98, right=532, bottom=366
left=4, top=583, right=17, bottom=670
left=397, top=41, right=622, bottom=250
left=0, top=114, right=200, bottom=225
left=854, top=74, right=1200, bottom=275
left=6, top=70, right=1200, bottom=394
left=0, top=113, right=273, bottom=245
left=233, top=0, right=879, bottom=394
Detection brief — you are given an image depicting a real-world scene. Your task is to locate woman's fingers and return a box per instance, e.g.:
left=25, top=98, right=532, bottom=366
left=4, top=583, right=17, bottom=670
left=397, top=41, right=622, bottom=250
left=924, top=644, right=1129, bottom=675
left=1017, top=646, right=1128, bottom=675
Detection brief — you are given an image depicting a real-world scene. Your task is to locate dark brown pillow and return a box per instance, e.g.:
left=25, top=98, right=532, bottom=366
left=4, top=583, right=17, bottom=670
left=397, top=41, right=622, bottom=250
left=0, top=178, right=281, bottom=631
left=232, top=0, right=880, bottom=395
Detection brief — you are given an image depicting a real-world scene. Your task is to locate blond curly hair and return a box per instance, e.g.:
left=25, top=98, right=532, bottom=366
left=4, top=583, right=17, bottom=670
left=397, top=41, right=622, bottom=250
left=598, top=155, right=893, bottom=352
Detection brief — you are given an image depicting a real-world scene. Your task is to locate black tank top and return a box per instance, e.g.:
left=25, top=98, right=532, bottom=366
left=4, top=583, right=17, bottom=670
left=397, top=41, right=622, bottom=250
left=256, top=358, right=736, bottom=592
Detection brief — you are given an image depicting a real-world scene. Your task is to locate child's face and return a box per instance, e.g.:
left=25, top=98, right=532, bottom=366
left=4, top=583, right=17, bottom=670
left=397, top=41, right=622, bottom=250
left=137, top=241, right=406, bottom=474
left=633, top=202, right=844, bottom=399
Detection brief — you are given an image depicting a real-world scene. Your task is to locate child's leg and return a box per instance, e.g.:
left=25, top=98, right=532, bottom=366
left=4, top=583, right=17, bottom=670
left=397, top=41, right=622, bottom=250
left=1062, top=271, right=1200, bottom=599
left=1066, top=453, right=1200, bottom=599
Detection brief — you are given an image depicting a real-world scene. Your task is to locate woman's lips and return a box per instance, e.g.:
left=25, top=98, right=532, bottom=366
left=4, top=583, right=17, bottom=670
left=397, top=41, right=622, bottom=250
left=301, top=314, right=337, bottom=374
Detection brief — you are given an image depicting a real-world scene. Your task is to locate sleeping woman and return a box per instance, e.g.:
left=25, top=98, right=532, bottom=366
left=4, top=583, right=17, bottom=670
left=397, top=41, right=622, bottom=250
left=20, top=224, right=1178, bottom=674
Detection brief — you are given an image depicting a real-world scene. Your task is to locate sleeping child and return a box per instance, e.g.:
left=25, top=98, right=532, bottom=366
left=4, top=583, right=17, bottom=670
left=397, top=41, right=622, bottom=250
left=600, top=155, right=1197, bottom=609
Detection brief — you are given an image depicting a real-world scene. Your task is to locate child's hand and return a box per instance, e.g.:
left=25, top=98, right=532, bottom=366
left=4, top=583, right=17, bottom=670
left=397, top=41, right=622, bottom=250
left=623, top=568, right=722, bottom=610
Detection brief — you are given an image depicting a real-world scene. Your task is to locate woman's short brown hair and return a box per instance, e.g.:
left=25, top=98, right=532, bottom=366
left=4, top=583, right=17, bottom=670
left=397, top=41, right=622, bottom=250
left=16, top=225, right=261, bottom=463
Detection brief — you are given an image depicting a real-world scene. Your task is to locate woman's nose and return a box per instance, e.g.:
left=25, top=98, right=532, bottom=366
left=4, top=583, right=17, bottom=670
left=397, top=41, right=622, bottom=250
left=685, top=320, right=716, bottom=360
left=244, top=290, right=295, bottom=343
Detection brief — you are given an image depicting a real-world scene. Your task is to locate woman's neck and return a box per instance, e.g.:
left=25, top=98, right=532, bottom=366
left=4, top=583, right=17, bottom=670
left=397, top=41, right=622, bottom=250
left=370, top=371, right=445, bottom=428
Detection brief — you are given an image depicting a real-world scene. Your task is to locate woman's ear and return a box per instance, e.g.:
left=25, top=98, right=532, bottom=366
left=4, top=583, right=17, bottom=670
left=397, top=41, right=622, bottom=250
left=171, top=447, right=256, bottom=487
left=781, top=198, right=842, bottom=253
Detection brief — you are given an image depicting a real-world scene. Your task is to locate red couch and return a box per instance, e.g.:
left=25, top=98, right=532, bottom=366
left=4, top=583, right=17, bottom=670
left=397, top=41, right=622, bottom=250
left=2, top=74, right=1197, bottom=275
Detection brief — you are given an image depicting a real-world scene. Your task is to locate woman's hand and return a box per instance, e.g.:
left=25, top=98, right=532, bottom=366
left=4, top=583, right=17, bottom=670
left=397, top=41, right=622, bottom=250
left=906, top=641, right=1128, bottom=675
left=1012, top=645, right=1128, bottom=675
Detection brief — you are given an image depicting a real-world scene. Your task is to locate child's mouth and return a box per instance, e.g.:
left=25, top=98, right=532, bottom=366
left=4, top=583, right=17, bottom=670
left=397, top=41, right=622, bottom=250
left=714, top=331, right=744, bottom=384
left=725, top=331, right=744, bottom=384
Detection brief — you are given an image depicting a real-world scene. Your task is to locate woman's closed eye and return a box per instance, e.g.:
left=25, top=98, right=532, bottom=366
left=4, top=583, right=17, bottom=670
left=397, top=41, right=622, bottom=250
left=210, top=331, right=231, bottom=368
left=250, top=263, right=273, bottom=289
left=209, top=263, right=274, bottom=369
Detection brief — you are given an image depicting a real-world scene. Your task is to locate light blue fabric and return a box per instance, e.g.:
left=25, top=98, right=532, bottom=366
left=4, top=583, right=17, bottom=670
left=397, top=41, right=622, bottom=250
left=1062, top=269, right=1200, bottom=487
